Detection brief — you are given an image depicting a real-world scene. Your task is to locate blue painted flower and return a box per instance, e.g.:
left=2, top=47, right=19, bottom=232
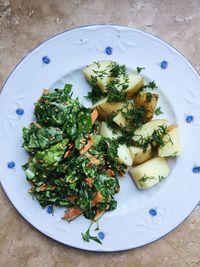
left=149, top=208, right=157, bottom=217
left=7, top=161, right=15, bottom=169
left=105, top=46, right=113, bottom=55
left=47, top=205, right=53, bottom=214
left=186, top=115, right=194, bottom=123
left=42, top=56, right=51, bottom=64
left=192, top=166, right=200, bottom=173
left=16, top=108, right=24, bottom=116
left=160, top=60, right=168, bottom=69
left=98, top=231, right=105, bottom=240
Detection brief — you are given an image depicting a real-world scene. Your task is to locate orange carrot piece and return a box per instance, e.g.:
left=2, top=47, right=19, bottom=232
left=79, top=135, right=94, bottom=155
left=67, top=195, right=77, bottom=202
left=91, top=109, right=98, bottom=124
left=85, top=177, right=94, bottom=188
left=64, top=150, right=70, bottom=159
left=92, top=191, right=103, bottom=206
left=63, top=207, right=82, bottom=221
left=107, top=169, right=115, bottom=177
left=93, top=209, right=105, bottom=221
left=85, top=152, right=100, bottom=165
left=40, top=184, right=47, bottom=192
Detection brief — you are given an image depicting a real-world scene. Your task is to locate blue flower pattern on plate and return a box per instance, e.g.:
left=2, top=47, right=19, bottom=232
left=149, top=209, right=157, bottom=217
left=47, top=205, right=53, bottom=214
left=160, top=60, right=168, bottom=69
left=105, top=46, right=113, bottom=55
left=98, top=231, right=105, bottom=240
left=7, top=161, right=15, bottom=169
left=186, top=115, right=194, bottom=123
left=16, top=108, right=24, bottom=116
left=192, top=166, right=200, bottom=173
left=42, top=56, right=51, bottom=64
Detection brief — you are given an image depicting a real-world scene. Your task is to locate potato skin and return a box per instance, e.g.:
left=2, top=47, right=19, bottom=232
left=92, top=98, right=124, bottom=119
left=134, top=92, right=159, bottom=120
left=125, top=76, right=144, bottom=97
left=129, top=145, right=153, bottom=165
left=158, top=127, right=183, bottom=157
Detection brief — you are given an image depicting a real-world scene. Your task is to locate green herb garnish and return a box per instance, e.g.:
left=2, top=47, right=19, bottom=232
left=136, top=67, right=145, bottom=73
left=155, top=106, right=163, bottom=116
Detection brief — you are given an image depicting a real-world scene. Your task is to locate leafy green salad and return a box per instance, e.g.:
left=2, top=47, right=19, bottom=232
left=22, top=84, right=126, bottom=243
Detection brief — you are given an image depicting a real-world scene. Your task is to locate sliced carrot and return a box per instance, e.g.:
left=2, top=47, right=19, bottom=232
left=67, top=195, right=77, bottom=202
left=40, top=184, right=47, bottom=192
left=93, top=209, right=105, bottom=221
left=63, top=150, right=71, bottom=159
left=79, top=135, right=94, bottom=155
left=91, top=109, right=98, bottom=124
left=85, top=177, right=94, bottom=188
left=107, top=168, right=115, bottom=177
left=92, top=191, right=103, bottom=206
left=85, top=152, right=100, bottom=165
left=93, top=205, right=110, bottom=221
left=63, top=143, right=74, bottom=159
left=63, top=207, right=82, bottom=221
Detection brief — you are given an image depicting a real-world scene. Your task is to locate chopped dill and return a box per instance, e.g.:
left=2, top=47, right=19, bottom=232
left=136, top=67, right=145, bottom=73
left=155, top=106, right=163, bottom=116
left=146, top=92, right=153, bottom=102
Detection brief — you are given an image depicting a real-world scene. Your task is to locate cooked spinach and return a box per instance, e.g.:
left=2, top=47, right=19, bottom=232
left=22, top=84, right=125, bottom=244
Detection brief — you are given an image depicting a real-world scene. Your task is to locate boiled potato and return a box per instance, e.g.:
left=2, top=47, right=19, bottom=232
left=133, top=119, right=168, bottom=142
left=129, top=157, right=170, bottom=189
left=116, top=73, right=144, bottom=97
left=117, top=144, right=133, bottom=166
left=113, top=112, right=127, bottom=127
left=83, top=61, right=113, bottom=92
left=99, top=121, right=119, bottom=140
left=129, top=145, right=153, bottom=165
left=158, top=127, right=183, bottom=157
left=92, top=97, right=124, bottom=119
left=99, top=122, right=133, bottom=166
left=134, top=92, right=159, bottom=120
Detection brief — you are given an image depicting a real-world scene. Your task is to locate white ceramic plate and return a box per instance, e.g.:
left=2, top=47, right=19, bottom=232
left=0, top=25, right=200, bottom=252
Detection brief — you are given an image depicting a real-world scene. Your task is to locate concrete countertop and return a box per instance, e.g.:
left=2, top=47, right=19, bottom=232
left=0, top=1, right=200, bottom=266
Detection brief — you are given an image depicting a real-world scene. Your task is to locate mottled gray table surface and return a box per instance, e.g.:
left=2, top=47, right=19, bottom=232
left=0, top=1, right=200, bottom=266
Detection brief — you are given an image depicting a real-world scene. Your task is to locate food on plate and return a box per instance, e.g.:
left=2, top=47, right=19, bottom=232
left=22, top=60, right=183, bottom=244
left=22, top=84, right=126, bottom=244
left=129, top=157, right=170, bottom=189
left=158, top=126, right=183, bottom=157
left=84, top=60, right=182, bottom=190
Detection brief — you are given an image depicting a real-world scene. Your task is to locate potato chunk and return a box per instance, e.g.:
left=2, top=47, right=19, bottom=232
left=134, top=92, right=159, bottom=120
left=133, top=119, right=168, bottom=142
left=129, top=145, right=153, bottom=165
left=99, top=122, right=133, bottom=166
left=91, top=98, right=124, bottom=119
left=158, top=127, right=183, bottom=157
left=99, top=121, right=119, bottom=140
left=83, top=61, right=113, bottom=92
left=129, top=157, right=170, bottom=189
